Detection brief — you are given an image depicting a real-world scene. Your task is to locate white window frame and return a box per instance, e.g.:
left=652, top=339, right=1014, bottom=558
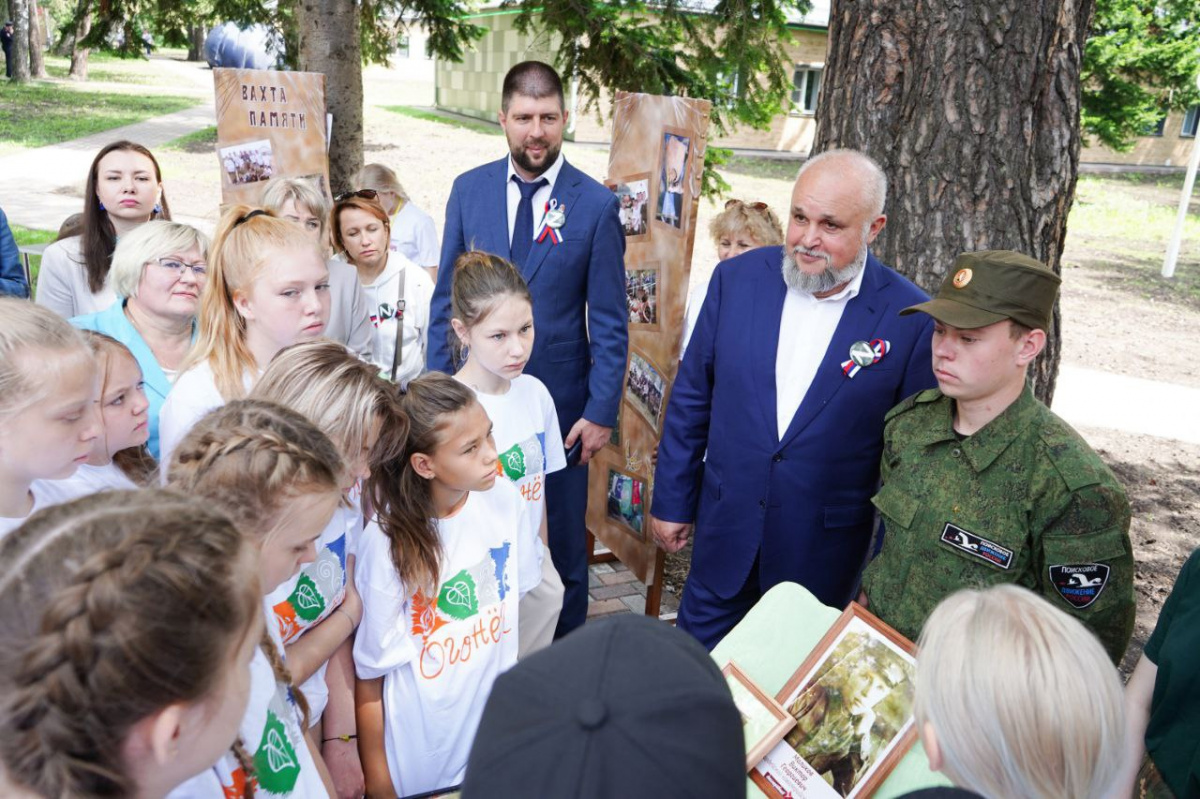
left=1183, top=106, right=1199, bottom=138
left=791, top=65, right=822, bottom=116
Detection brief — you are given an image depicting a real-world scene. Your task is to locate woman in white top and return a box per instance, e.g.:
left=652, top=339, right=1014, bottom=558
left=261, top=177, right=375, bottom=359
left=36, top=140, right=171, bottom=318
left=158, top=206, right=331, bottom=467
left=0, top=299, right=102, bottom=540
left=71, top=221, right=209, bottom=460
left=353, top=163, right=440, bottom=278
left=332, top=191, right=434, bottom=388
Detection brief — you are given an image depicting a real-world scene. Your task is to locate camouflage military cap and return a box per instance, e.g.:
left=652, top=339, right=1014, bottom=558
left=901, top=250, right=1061, bottom=331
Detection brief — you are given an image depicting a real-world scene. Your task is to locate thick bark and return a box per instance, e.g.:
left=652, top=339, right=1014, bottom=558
left=187, top=25, right=205, bottom=62
left=26, top=0, right=44, bottom=78
left=296, top=0, right=363, bottom=195
left=814, top=0, right=1096, bottom=404
left=67, top=0, right=90, bottom=80
left=9, top=0, right=29, bottom=81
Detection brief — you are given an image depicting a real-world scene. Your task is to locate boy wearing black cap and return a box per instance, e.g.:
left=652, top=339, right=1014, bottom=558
left=859, top=250, right=1135, bottom=664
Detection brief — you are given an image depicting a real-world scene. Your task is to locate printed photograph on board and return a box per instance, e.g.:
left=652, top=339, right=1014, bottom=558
left=655, top=129, right=691, bottom=231
left=606, top=468, right=647, bottom=539
left=724, top=661, right=797, bottom=772
left=219, top=139, right=275, bottom=185
left=626, top=349, right=667, bottom=432
left=608, top=174, right=651, bottom=239
left=626, top=267, right=660, bottom=328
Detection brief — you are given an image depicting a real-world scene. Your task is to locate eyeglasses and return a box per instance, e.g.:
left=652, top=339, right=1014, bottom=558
left=725, top=199, right=771, bottom=212
left=153, top=257, right=207, bottom=276
left=334, top=189, right=378, bottom=203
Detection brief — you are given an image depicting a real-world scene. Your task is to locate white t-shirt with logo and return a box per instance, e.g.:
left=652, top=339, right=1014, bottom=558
left=359, top=252, right=434, bottom=389
left=34, top=463, right=139, bottom=506
left=353, top=479, right=539, bottom=796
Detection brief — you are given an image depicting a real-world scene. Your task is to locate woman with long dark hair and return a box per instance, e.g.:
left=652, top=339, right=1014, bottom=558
left=36, top=140, right=171, bottom=317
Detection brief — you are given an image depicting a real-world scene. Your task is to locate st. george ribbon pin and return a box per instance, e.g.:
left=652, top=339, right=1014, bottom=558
left=538, top=199, right=566, bottom=244
left=841, top=339, right=890, bottom=378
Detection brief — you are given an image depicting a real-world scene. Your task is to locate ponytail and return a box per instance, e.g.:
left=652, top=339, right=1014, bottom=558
left=449, top=250, right=532, bottom=368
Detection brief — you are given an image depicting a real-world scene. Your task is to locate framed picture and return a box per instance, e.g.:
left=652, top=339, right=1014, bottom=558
left=723, top=661, right=797, bottom=772
left=625, top=265, right=661, bottom=330
left=219, top=139, right=275, bottom=186
left=608, top=403, right=623, bottom=449
left=607, top=173, right=652, bottom=241
left=605, top=467, right=647, bottom=541
left=625, top=348, right=667, bottom=433
left=654, top=127, right=692, bottom=233
left=751, top=604, right=918, bottom=799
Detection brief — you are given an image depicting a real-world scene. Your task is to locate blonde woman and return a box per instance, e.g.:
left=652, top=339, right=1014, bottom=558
left=261, top=177, right=375, bottom=360
left=157, top=206, right=330, bottom=467
left=354, top=163, right=440, bottom=277
left=913, top=585, right=1125, bottom=799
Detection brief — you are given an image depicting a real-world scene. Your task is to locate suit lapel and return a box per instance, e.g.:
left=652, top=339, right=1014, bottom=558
left=485, top=158, right=512, bottom=258
left=753, top=257, right=788, bottom=441
left=521, top=161, right=580, bottom=285
left=779, top=256, right=889, bottom=447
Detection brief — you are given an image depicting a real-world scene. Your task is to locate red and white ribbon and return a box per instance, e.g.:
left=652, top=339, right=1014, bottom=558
left=841, top=338, right=891, bottom=378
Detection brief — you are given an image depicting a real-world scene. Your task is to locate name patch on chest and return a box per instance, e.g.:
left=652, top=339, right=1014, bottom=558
left=1048, top=563, right=1110, bottom=609
left=940, top=523, right=1014, bottom=569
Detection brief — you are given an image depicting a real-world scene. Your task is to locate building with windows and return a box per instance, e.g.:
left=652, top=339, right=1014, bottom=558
left=433, top=2, right=1198, bottom=166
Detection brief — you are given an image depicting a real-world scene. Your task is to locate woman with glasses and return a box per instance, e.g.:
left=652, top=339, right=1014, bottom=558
left=682, top=199, right=784, bottom=355
left=71, top=221, right=208, bottom=459
left=37, top=141, right=171, bottom=318
left=261, top=177, right=375, bottom=360
left=332, top=191, right=434, bottom=388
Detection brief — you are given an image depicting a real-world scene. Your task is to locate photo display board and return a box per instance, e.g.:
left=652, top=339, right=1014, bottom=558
left=213, top=68, right=330, bottom=207
left=586, top=93, right=712, bottom=604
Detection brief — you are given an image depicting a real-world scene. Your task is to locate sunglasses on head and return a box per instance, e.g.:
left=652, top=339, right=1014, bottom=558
left=334, top=189, right=379, bottom=203
left=725, top=199, right=770, bottom=212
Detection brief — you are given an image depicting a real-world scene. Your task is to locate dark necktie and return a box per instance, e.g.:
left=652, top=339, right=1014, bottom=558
left=510, top=175, right=548, bottom=268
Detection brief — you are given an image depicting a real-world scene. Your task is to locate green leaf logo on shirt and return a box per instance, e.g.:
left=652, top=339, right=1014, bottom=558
left=291, top=573, right=326, bottom=622
left=254, top=710, right=300, bottom=794
left=499, top=442, right=527, bottom=481
left=437, top=570, right=479, bottom=620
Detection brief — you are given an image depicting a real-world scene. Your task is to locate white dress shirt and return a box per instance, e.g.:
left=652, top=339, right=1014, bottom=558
left=505, top=152, right=566, bottom=247
left=775, top=266, right=866, bottom=439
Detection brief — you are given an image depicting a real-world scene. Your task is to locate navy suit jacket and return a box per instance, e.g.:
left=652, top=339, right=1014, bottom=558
left=653, top=247, right=937, bottom=605
left=429, top=157, right=628, bottom=432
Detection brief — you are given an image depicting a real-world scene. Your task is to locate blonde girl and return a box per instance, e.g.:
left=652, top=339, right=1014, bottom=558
left=354, top=373, right=541, bottom=797
left=168, top=399, right=346, bottom=798
left=0, top=298, right=101, bottom=538
left=157, top=206, right=331, bottom=466
left=252, top=340, right=409, bottom=797
left=352, top=163, right=440, bottom=275
left=450, top=251, right=566, bottom=656
left=0, top=490, right=262, bottom=799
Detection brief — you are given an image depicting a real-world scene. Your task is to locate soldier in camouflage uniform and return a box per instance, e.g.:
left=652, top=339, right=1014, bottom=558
left=859, top=250, right=1134, bottom=663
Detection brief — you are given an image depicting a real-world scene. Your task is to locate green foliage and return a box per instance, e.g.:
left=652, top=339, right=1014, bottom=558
left=512, top=0, right=809, bottom=197
left=1082, top=0, right=1200, bottom=151
left=163, top=125, right=220, bottom=152
left=10, top=226, right=58, bottom=292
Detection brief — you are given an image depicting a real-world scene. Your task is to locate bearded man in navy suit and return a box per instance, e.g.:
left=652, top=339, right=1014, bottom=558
left=651, top=150, right=937, bottom=649
left=429, top=62, right=627, bottom=637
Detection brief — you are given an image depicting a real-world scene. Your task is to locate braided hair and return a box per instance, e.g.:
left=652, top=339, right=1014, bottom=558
left=166, top=399, right=345, bottom=730
left=0, top=490, right=261, bottom=798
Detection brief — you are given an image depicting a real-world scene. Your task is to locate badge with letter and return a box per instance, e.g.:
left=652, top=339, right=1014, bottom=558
left=538, top=199, right=566, bottom=244
left=841, top=338, right=891, bottom=378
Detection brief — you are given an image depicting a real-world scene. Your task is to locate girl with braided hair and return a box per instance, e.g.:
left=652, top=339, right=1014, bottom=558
left=157, top=204, right=331, bottom=468
left=252, top=340, right=409, bottom=797
left=0, top=490, right=263, bottom=798
left=0, top=298, right=102, bottom=539
left=167, top=399, right=345, bottom=798
left=354, top=372, right=541, bottom=797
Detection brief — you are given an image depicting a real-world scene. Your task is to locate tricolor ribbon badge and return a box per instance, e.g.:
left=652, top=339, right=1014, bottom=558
left=537, top=199, right=566, bottom=244
left=537, top=224, right=562, bottom=244
left=841, top=338, right=891, bottom=378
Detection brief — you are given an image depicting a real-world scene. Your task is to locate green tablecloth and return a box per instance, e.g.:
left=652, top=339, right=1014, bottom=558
left=710, top=582, right=953, bottom=798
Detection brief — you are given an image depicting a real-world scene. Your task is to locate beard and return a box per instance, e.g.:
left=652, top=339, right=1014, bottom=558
left=781, top=238, right=869, bottom=295
left=510, top=136, right=562, bottom=178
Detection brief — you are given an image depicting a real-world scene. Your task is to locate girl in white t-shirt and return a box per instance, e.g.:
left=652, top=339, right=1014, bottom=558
left=39, top=332, right=157, bottom=505
left=449, top=251, right=566, bottom=657
left=252, top=340, right=408, bottom=798
left=0, top=490, right=264, bottom=799
left=158, top=206, right=332, bottom=468
left=0, top=299, right=101, bottom=540
left=167, top=399, right=347, bottom=798
left=355, top=373, right=540, bottom=797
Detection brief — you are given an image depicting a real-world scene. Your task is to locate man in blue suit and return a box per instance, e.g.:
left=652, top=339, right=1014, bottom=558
left=428, top=61, right=627, bottom=636
left=651, top=150, right=937, bottom=649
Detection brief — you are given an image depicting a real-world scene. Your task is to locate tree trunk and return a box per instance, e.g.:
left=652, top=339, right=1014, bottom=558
left=187, top=25, right=205, bottom=62
left=814, top=0, right=1096, bottom=405
left=27, top=0, right=45, bottom=78
left=10, top=0, right=29, bottom=81
left=67, top=0, right=90, bottom=80
left=296, top=0, right=363, bottom=195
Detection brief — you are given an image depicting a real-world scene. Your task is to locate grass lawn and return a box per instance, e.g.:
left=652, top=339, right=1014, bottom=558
left=10, top=225, right=57, bottom=291
left=0, top=82, right=198, bottom=157
left=43, top=50, right=194, bottom=88
left=381, top=105, right=502, bottom=136
left=164, top=125, right=218, bottom=153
